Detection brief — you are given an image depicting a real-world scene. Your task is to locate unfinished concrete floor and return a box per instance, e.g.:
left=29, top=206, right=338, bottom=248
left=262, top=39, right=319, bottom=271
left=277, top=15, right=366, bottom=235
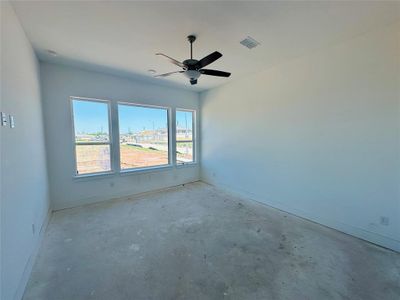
left=24, top=182, right=400, bottom=300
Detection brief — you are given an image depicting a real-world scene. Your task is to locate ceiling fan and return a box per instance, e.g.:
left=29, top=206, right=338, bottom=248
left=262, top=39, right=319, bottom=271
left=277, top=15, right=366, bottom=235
left=155, top=35, right=231, bottom=85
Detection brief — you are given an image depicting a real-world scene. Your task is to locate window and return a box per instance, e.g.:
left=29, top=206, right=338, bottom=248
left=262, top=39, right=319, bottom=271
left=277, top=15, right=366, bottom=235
left=70, top=97, right=196, bottom=176
left=118, top=103, right=169, bottom=170
left=176, top=109, right=195, bottom=164
left=71, top=98, right=112, bottom=175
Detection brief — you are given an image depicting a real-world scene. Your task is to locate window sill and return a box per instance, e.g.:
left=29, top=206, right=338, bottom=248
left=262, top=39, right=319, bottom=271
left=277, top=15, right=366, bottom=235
left=73, top=171, right=115, bottom=181
left=176, top=162, right=198, bottom=168
left=71, top=162, right=197, bottom=181
left=119, top=164, right=173, bottom=176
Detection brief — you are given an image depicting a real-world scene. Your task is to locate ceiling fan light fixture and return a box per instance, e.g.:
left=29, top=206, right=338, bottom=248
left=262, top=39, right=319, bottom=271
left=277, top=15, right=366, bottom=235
left=183, top=70, right=201, bottom=80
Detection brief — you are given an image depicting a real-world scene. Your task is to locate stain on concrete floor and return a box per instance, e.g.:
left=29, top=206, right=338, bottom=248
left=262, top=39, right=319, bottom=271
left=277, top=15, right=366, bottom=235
left=23, top=182, right=400, bottom=300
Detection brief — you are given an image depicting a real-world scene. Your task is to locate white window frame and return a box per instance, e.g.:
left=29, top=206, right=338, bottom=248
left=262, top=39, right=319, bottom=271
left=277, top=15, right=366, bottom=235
left=69, top=96, right=198, bottom=178
left=70, top=96, right=114, bottom=177
left=117, top=101, right=172, bottom=173
left=175, top=108, right=197, bottom=165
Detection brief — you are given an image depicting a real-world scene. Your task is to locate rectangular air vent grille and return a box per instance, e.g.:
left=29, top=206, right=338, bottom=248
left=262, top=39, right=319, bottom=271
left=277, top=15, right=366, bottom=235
left=240, top=36, right=260, bottom=49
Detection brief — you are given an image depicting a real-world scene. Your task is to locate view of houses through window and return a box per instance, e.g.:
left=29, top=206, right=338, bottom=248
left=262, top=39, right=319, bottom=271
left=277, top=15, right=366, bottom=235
left=118, top=104, right=169, bottom=169
left=71, top=97, right=196, bottom=176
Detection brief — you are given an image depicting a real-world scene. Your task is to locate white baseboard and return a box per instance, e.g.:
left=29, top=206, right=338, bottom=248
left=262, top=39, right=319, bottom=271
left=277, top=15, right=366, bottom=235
left=53, top=180, right=201, bottom=211
left=201, top=179, right=400, bottom=253
left=14, top=209, right=52, bottom=300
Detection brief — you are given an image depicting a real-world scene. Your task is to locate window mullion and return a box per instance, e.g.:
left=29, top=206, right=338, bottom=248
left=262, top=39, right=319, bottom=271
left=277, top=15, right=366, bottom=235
left=193, top=110, right=197, bottom=163
left=110, top=101, right=120, bottom=173
left=171, top=107, right=177, bottom=166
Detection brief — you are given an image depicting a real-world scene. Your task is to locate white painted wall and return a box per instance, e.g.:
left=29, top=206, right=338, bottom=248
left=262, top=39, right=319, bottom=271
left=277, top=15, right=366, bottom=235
left=40, top=62, right=200, bottom=210
left=201, top=22, right=400, bottom=252
left=1, top=2, right=50, bottom=300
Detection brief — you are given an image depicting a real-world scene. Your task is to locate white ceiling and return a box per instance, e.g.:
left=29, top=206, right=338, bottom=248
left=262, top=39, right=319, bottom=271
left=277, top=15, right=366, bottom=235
left=11, top=0, right=400, bottom=92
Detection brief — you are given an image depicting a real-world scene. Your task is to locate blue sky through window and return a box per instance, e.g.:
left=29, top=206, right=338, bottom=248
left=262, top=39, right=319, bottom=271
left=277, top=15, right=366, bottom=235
left=73, top=99, right=193, bottom=135
left=73, top=100, right=109, bottom=134
left=176, top=110, right=193, bottom=130
left=118, top=104, right=167, bottom=134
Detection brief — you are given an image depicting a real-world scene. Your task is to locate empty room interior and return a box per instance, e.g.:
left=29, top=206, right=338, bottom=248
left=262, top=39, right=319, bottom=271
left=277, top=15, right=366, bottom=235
left=1, top=1, right=400, bottom=299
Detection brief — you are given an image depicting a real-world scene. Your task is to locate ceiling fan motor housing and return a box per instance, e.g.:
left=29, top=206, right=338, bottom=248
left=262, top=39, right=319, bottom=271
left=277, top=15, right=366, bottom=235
left=183, top=59, right=199, bottom=70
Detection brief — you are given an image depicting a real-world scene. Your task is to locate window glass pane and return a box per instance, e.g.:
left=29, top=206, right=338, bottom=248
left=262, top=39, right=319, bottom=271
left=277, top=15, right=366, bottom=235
left=72, top=99, right=111, bottom=175
left=176, top=110, right=193, bottom=142
left=118, top=104, right=169, bottom=169
left=75, top=144, right=111, bottom=174
left=176, top=141, right=193, bottom=163
left=73, top=100, right=109, bottom=143
left=176, top=110, right=194, bottom=163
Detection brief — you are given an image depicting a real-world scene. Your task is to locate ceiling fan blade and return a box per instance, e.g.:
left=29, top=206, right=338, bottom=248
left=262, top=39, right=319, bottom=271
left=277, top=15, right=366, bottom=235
left=154, top=71, right=184, bottom=77
left=190, top=79, right=198, bottom=85
left=195, top=51, right=222, bottom=69
left=156, top=53, right=186, bottom=69
left=200, top=69, right=231, bottom=77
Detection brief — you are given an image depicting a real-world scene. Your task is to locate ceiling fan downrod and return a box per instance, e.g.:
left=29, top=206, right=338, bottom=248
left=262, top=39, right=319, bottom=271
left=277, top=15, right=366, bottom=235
left=187, top=35, right=196, bottom=60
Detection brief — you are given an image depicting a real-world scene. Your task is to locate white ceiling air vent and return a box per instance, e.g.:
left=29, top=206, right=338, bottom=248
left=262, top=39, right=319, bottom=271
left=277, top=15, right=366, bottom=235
left=240, top=36, right=260, bottom=49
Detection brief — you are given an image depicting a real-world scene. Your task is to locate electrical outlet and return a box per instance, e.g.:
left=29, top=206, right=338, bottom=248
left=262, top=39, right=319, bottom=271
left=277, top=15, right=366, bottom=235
left=380, top=216, right=389, bottom=226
